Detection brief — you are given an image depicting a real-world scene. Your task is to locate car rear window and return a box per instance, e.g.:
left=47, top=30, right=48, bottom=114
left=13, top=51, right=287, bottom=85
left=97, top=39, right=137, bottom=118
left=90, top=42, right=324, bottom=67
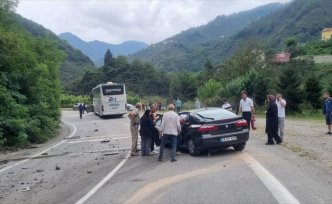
left=195, top=109, right=237, bottom=121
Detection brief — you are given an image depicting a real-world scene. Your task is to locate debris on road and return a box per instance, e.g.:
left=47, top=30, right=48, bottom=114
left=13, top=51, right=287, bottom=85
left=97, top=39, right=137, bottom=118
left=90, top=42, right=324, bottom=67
left=21, top=167, right=28, bottom=170
left=22, top=186, right=30, bottom=192
left=104, top=152, right=119, bottom=156
left=100, top=139, right=110, bottom=143
left=35, top=169, right=44, bottom=173
left=94, top=129, right=98, bottom=132
left=87, top=170, right=92, bottom=174
left=55, top=165, right=60, bottom=170
left=42, top=153, right=48, bottom=156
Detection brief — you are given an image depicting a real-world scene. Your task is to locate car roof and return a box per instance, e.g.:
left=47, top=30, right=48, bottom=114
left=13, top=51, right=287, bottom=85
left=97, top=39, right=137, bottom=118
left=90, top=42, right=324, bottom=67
left=180, top=107, right=222, bottom=114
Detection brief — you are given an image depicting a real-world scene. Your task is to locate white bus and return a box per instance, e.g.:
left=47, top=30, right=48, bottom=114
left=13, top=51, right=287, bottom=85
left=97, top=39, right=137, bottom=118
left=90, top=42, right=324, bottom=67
left=92, top=82, right=127, bottom=117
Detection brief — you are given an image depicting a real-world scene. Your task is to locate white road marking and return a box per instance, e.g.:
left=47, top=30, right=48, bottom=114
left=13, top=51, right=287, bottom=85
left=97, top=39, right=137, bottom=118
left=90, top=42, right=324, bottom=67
left=0, top=120, right=77, bottom=174
left=75, top=152, right=131, bottom=204
left=241, top=152, right=301, bottom=204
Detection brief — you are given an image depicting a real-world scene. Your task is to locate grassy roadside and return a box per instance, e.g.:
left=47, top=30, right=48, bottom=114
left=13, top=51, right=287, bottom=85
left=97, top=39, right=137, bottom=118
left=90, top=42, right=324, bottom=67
left=254, top=108, right=324, bottom=121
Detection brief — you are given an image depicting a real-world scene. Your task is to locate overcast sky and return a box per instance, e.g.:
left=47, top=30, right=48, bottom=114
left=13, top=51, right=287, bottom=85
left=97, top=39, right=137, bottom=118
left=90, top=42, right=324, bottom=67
left=17, top=0, right=291, bottom=44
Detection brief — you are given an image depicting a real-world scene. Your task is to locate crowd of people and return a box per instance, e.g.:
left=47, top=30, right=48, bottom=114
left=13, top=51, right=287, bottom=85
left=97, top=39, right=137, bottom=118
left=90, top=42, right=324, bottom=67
left=129, top=102, right=182, bottom=162
left=126, top=90, right=332, bottom=161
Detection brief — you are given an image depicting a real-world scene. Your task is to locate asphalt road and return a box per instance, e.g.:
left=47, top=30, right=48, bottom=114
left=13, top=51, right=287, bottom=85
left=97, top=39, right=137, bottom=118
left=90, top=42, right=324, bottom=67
left=0, top=111, right=331, bottom=204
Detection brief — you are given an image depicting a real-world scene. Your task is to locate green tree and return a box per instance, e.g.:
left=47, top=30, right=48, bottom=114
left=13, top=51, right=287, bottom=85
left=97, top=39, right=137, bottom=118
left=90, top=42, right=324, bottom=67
left=243, top=70, right=269, bottom=106
left=103, top=49, right=114, bottom=67
left=169, top=72, right=197, bottom=101
left=0, top=0, right=18, bottom=11
left=197, top=79, right=222, bottom=107
left=215, top=41, right=269, bottom=85
left=304, top=75, right=322, bottom=109
left=277, top=67, right=303, bottom=112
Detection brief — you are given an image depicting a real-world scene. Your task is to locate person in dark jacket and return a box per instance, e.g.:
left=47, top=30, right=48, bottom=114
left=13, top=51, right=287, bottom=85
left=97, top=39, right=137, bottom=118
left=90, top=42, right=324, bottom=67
left=139, top=110, right=155, bottom=156
left=323, top=92, right=332, bottom=135
left=78, top=103, right=84, bottom=119
left=265, top=95, right=282, bottom=145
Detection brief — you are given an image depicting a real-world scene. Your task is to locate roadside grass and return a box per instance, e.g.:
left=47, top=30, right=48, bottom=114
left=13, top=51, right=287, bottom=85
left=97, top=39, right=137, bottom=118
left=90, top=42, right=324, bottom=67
left=254, top=108, right=323, bottom=121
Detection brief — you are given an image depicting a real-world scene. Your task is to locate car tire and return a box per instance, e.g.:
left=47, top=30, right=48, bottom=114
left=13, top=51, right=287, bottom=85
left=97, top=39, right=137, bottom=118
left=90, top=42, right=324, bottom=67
left=233, top=142, right=246, bottom=151
left=187, top=137, right=200, bottom=156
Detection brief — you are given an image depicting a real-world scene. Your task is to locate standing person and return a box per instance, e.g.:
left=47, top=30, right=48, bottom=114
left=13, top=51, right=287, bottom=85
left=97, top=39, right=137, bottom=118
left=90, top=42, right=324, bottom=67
left=175, top=98, right=182, bottom=113
left=129, top=102, right=142, bottom=156
left=158, top=104, right=181, bottom=162
left=139, top=110, right=155, bottom=156
left=177, top=113, right=189, bottom=155
left=194, top=98, right=201, bottom=109
left=78, top=103, right=84, bottom=119
left=276, top=93, right=287, bottom=141
left=149, top=104, right=158, bottom=154
left=323, top=92, right=332, bottom=135
left=238, top=91, right=255, bottom=130
left=222, top=98, right=232, bottom=112
left=265, top=95, right=282, bottom=145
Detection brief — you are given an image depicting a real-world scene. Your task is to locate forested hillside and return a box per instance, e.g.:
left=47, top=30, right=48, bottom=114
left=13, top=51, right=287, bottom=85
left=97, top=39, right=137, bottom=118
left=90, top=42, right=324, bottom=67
left=129, top=3, right=285, bottom=72
left=0, top=1, right=64, bottom=147
left=209, top=0, right=332, bottom=60
left=59, top=32, right=148, bottom=66
left=131, top=0, right=332, bottom=72
left=14, top=15, right=95, bottom=87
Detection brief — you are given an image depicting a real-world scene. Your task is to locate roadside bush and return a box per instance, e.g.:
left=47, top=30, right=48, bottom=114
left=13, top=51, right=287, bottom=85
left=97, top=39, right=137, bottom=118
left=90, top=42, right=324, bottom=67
left=0, top=14, right=63, bottom=148
left=182, top=101, right=195, bottom=110
left=141, top=95, right=168, bottom=107
left=61, top=94, right=90, bottom=108
left=127, top=92, right=141, bottom=105
left=197, top=79, right=222, bottom=107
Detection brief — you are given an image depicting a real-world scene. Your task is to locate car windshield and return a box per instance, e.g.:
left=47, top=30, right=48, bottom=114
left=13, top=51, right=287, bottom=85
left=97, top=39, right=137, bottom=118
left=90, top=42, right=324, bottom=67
left=195, top=109, right=237, bottom=121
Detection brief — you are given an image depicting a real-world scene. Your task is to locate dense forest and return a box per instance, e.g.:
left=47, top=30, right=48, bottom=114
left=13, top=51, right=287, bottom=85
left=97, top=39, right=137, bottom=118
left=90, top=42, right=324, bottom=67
left=75, top=38, right=332, bottom=115
left=130, top=0, right=332, bottom=72
left=0, top=1, right=64, bottom=147
left=1, top=0, right=332, bottom=149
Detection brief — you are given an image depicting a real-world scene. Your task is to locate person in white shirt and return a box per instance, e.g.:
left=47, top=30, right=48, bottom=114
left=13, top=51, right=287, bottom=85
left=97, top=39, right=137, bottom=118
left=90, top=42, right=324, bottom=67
left=238, top=91, right=255, bottom=130
left=276, top=93, right=286, bottom=141
left=222, top=98, right=232, bottom=112
left=158, top=104, right=181, bottom=162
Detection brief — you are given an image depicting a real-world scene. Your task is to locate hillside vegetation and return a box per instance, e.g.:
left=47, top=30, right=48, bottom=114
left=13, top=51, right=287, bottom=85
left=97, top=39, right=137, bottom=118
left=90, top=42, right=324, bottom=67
left=130, top=0, right=332, bottom=72
left=0, top=2, right=64, bottom=147
left=59, top=32, right=148, bottom=66
left=14, top=15, right=96, bottom=87
left=129, top=3, right=285, bottom=72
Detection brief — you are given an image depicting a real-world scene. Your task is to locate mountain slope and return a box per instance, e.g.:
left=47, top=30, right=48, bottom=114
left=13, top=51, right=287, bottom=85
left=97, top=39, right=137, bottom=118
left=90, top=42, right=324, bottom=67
left=129, top=3, right=285, bottom=72
left=132, top=0, right=332, bottom=72
left=201, top=0, right=332, bottom=65
left=14, top=15, right=95, bottom=87
left=59, top=32, right=148, bottom=66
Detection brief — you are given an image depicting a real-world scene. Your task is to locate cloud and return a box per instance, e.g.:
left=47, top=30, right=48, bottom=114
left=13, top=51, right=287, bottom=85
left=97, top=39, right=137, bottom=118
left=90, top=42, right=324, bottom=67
left=17, top=0, right=291, bottom=44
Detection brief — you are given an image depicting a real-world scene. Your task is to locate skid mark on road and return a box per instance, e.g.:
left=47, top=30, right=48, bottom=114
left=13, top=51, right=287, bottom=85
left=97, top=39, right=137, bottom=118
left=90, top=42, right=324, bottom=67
left=241, top=152, right=300, bottom=204
left=0, top=120, right=77, bottom=174
left=124, top=164, right=223, bottom=204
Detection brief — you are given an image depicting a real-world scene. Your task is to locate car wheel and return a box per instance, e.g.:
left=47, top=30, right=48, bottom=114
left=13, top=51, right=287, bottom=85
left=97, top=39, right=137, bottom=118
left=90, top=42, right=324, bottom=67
left=233, top=142, right=246, bottom=151
left=187, top=137, right=200, bottom=156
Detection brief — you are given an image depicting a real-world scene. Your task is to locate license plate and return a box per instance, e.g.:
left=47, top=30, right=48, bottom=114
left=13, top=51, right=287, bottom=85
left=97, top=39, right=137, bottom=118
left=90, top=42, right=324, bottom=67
left=220, top=136, right=237, bottom=142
